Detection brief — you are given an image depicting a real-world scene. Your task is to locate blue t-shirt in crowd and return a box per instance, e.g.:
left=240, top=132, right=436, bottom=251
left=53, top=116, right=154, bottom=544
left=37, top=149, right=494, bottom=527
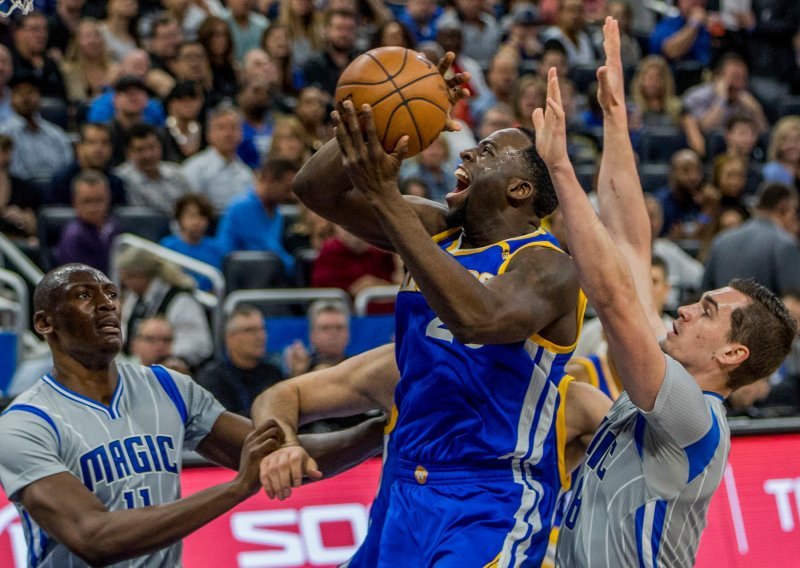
left=649, top=16, right=711, bottom=67
left=159, top=234, right=227, bottom=291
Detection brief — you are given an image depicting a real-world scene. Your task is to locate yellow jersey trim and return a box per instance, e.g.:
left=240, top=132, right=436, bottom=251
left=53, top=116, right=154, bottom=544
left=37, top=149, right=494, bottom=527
left=447, top=228, right=546, bottom=256
left=431, top=227, right=461, bottom=244
left=531, top=289, right=588, bottom=354
left=496, top=240, right=564, bottom=274
left=556, top=375, right=574, bottom=491
left=482, top=552, right=501, bottom=567
left=572, top=356, right=601, bottom=389
left=384, top=404, right=398, bottom=435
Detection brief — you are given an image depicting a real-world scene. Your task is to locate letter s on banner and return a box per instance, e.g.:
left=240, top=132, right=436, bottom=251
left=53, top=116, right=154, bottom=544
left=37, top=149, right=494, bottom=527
left=232, top=510, right=304, bottom=568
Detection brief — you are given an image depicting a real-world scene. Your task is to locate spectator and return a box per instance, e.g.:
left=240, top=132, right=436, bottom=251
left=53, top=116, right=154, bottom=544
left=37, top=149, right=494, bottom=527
left=498, top=4, right=546, bottom=69
left=225, top=0, right=268, bottom=63
left=703, top=182, right=800, bottom=295
left=47, top=0, right=85, bottom=59
left=59, top=18, right=113, bottom=103
left=98, top=0, right=139, bottom=62
left=537, top=40, right=569, bottom=80
left=262, top=23, right=299, bottom=98
left=311, top=223, right=400, bottom=297
left=284, top=299, right=350, bottom=378
left=763, top=115, right=800, bottom=187
left=682, top=53, right=769, bottom=135
left=198, top=16, right=238, bottom=101
left=714, top=114, right=764, bottom=195
left=85, top=49, right=166, bottom=126
left=197, top=305, right=284, bottom=417
left=649, top=0, right=711, bottom=66
left=510, top=74, right=546, bottom=131
left=55, top=170, right=122, bottom=273
left=127, top=316, right=189, bottom=373
left=236, top=75, right=276, bottom=169
left=216, top=157, right=298, bottom=277
left=438, top=0, right=500, bottom=69
left=630, top=55, right=682, bottom=128
left=277, top=0, right=325, bottom=69
left=399, top=136, right=455, bottom=203
left=116, top=123, right=191, bottom=213
left=294, top=85, right=331, bottom=153
left=301, top=9, right=358, bottom=97
left=433, top=25, right=488, bottom=127
left=48, top=122, right=127, bottom=205
left=181, top=103, right=254, bottom=210
left=399, top=176, right=430, bottom=199
left=644, top=195, right=704, bottom=308
left=397, top=0, right=442, bottom=45
left=598, top=0, right=641, bottom=70
left=540, top=0, right=598, bottom=66
left=169, top=40, right=214, bottom=101
left=117, top=246, right=214, bottom=368
left=162, top=0, right=213, bottom=41
left=0, top=135, right=39, bottom=241
left=370, top=19, right=415, bottom=49
left=0, top=73, right=73, bottom=185
left=475, top=102, right=515, bottom=141
left=470, top=51, right=519, bottom=126
left=0, top=46, right=14, bottom=124
left=654, top=149, right=714, bottom=239
left=268, top=115, right=311, bottom=164
left=159, top=193, right=225, bottom=290
left=12, top=11, right=67, bottom=99
left=283, top=202, right=335, bottom=254
left=162, top=79, right=205, bottom=163
left=712, top=154, right=749, bottom=210
left=143, top=15, right=184, bottom=94
left=107, top=74, right=157, bottom=166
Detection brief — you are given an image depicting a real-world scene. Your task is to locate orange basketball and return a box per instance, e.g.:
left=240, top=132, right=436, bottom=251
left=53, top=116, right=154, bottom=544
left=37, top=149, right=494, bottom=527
left=335, top=47, right=452, bottom=158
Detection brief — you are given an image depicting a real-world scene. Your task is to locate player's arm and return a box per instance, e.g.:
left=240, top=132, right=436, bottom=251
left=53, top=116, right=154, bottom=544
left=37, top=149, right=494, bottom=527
left=291, top=54, right=468, bottom=250
left=564, top=381, right=613, bottom=473
left=251, top=344, right=398, bottom=499
left=194, top=411, right=253, bottom=470
left=334, top=103, right=580, bottom=345
left=298, top=415, right=385, bottom=479
left=18, top=420, right=282, bottom=567
left=532, top=67, right=666, bottom=412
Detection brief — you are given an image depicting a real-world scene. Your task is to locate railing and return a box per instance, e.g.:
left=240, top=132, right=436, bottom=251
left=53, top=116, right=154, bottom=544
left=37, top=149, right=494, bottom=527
left=0, top=268, right=28, bottom=368
left=353, top=285, right=399, bottom=316
left=0, top=233, right=43, bottom=285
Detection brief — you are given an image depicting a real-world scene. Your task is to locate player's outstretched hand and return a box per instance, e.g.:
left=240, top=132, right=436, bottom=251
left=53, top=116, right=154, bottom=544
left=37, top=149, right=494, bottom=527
left=532, top=68, right=569, bottom=169
left=436, top=51, right=470, bottom=132
left=234, top=419, right=285, bottom=498
left=260, top=444, right=323, bottom=501
left=596, top=17, right=625, bottom=116
left=332, top=100, right=408, bottom=199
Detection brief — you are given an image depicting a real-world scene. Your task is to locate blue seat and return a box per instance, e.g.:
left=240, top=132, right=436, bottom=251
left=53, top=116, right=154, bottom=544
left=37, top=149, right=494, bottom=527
left=0, top=331, right=17, bottom=395
left=265, top=314, right=395, bottom=356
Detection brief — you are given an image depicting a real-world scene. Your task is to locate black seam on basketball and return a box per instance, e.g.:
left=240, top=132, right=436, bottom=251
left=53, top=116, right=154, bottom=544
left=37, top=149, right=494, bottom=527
left=365, top=48, right=409, bottom=80
left=366, top=49, right=423, bottom=150
left=352, top=71, right=443, bottom=112
left=400, top=96, right=450, bottom=115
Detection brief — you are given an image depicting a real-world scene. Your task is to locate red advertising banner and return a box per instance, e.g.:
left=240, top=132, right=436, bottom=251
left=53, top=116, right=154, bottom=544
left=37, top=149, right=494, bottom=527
left=1, top=434, right=799, bottom=567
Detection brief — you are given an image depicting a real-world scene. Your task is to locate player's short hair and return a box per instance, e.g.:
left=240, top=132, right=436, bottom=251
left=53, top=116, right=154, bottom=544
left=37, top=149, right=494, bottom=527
left=516, top=127, right=559, bottom=218
left=726, top=278, right=797, bottom=390
left=33, top=264, right=108, bottom=313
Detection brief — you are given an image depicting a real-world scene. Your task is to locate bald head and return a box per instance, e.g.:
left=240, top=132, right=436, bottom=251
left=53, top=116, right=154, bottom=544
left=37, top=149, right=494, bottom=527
left=34, top=264, right=111, bottom=314
left=671, top=148, right=701, bottom=169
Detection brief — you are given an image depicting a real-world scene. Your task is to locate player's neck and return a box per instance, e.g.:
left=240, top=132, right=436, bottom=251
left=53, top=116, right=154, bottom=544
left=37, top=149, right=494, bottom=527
left=51, top=355, right=120, bottom=405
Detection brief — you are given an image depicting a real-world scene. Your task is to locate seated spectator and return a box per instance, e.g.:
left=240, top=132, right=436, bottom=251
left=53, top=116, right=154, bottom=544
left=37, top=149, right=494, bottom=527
left=397, top=0, right=442, bottom=45
left=127, top=315, right=190, bottom=373
left=47, top=0, right=86, bottom=60
left=537, top=40, right=570, bottom=81
left=115, top=123, right=191, bottom=214
left=470, top=52, right=519, bottom=126
left=98, top=0, right=138, bottom=62
left=116, top=246, right=214, bottom=368
left=763, top=116, right=800, bottom=187
left=301, top=9, right=359, bottom=97
left=654, top=148, right=714, bottom=239
left=476, top=102, right=515, bottom=141
left=225, top=0, right=268, bottom=63
left=294, top=86, right=331, bottom=154
left=712, top=154, right=748, bottom=210
left=399, top=176, right=430, bottom=199
left=714, top=114, right=764, bottom=195
left=0, top=73, right=73, bottom=185
left=197, top=304, right=284, bottom=417
left=283, top=202, right=335, bottom=254
left=682, top=53, right=769, bottom=136
left=48, top=122, right=127, bottom=205
left=59, top=18, right=113, bottom=103
left=86, top=49, right=166, bottom=126
left=262, top=23, right=300, bottom=99
left=540, top=0, right=598, bottom=67
left=54, top=170, right=122, bottom=273
left=181, top=103, right=254, bottom=211
left=498, top=4, right=546, bottom=70
left=649, top=0, right=711, bottom=67
left=703, top=182, right=800, bottom=296
left=162, top=0, right=214, bottom=41
left=370, top=19, right=415, bottom=50
left=399, top=136, right=455, bottom=203
left=598, top=0, right=641, bottom=70
left=438, top=0, right=500, bottom=69
left=142, top=15, right=185, bottom=96
left=0, top=134, right=39, bottom=241
left=237, top=76, right=277, bottom=170
left=268, top=115, right=311, bottom=164
left=159, top=193, right=225, bottom=290
left=106, top=74, right=162, bottom=166
left=0, top=46, right=14, bottom=125
left=277, top=0, right=325, bottom=69
left=629, top=55, right=682, bottom=128
left=284, top=299, right=350, bottom=378
left=198, top=16, right=238, bottom=102
left=216, top=157, right=298, bottom=277
left=11, top=11, right=67, bottom=99
left=162, top=79, right=205, bottom=163
left=311, top=224, right=400, bottom=298
left=510, top=74, right=546, bottom=131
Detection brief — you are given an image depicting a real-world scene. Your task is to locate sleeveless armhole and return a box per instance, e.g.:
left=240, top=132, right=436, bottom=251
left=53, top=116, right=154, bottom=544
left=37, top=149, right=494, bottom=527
left=556, top=375, right=575, bottom=491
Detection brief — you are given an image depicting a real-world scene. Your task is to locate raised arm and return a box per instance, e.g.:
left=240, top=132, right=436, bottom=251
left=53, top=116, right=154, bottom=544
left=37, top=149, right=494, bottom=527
left=251, top=344, right=398, bottom=499
left=532, top=62, right=666, bottom=411
left=19, top=421, right=281, bottom=566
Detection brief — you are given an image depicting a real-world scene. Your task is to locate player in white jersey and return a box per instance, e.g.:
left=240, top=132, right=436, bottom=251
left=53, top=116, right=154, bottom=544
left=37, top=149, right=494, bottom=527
left=0, top=264, right=286, bottom=567
left=531, top=19, right=797, bottom=567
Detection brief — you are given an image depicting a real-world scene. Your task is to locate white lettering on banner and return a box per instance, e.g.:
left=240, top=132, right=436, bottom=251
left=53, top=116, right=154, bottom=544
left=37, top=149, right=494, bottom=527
left=232, top=504, right=369, bottom=568
left=723, top=464, right=748, bottom=555
left=764, top=478, right=800, bottom=532
left=0, top=504, right=25, bottom=568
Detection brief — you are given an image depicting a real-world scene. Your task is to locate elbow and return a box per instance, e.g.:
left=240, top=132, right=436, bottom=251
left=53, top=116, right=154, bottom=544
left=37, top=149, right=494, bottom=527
left=67, top=535, right=122, bottom=567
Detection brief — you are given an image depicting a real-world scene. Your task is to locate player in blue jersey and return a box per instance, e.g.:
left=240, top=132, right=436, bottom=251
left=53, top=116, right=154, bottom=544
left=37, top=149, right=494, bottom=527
left=274, top=53, right=611, bottom=566
left=531, top=19, right=797, bottom=567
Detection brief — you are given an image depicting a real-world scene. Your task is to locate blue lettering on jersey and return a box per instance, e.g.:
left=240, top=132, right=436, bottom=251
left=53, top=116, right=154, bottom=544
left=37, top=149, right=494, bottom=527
left=80, top=434, right=178, bottom=491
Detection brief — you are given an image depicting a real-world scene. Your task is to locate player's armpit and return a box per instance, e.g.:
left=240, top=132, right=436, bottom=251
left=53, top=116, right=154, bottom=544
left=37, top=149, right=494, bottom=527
left=196, top=411, right=257, bottom=471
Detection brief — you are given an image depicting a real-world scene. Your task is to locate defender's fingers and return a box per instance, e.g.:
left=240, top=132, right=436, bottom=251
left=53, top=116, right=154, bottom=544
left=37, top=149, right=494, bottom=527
left=531, top=107, right=544, bottom=132
left=437, top=51, right=455, bottom=76
left=547, top=68, right=563, bottom=107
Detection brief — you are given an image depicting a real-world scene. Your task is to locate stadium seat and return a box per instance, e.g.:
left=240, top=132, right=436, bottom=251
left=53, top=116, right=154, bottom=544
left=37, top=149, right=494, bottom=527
left=223, top=250, right=287, bottom=293
left=638, top=127, right=687, bottom=164
left=113, top=206, right=171, bottom=242
left=37, top=206, right=77, bottom=271
left=639, top=163, right=671, bottom=193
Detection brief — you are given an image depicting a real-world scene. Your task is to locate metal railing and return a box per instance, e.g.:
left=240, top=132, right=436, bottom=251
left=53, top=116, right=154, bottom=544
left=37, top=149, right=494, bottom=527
left=0, top=268, right=28, bottom=368
left=0, top=233, right=43, bottom=284
left=353, top=285, right=399, bottom=316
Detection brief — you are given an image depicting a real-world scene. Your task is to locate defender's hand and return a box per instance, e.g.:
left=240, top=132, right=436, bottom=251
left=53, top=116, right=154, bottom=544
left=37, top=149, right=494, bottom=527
left=597, top=17, right=625, bottom=116
left=532, top=68, right=569, bottom=168
left=260, top=444, right=323, bottom=500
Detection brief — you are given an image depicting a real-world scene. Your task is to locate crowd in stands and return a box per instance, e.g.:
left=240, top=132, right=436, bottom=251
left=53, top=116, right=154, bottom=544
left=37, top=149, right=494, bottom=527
left=1, top=0, right=800, bottom=419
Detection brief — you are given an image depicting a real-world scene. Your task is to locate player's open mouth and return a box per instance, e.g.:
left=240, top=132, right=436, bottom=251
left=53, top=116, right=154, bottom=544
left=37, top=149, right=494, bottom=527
left=98, top=318, right=120, bottom=333
left=452, top=165, right=471, bottom=193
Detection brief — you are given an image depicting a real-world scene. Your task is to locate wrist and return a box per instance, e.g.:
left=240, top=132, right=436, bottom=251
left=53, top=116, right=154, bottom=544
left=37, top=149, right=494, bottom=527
left=226, top=478, right=254, bottom=502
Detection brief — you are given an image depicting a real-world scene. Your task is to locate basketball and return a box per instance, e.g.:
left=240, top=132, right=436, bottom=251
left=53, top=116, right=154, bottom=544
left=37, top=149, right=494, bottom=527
left=335, top=47, right=452, bottom=157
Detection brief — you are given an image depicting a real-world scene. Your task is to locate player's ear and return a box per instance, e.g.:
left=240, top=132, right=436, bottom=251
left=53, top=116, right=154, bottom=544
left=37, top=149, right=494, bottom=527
left=716, top=342, right=749, bottom=369
left=33, top=311, right=53, bottom=337
left=507, top=178, right=534, bottom=203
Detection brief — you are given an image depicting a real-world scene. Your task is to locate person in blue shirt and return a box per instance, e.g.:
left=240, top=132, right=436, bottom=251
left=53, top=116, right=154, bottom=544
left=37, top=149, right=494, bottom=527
left=159, top=193, right=226, bottom=291
left=216, top=158, right=299, bottom=278
left=649, top=0, right=711, bottom=67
